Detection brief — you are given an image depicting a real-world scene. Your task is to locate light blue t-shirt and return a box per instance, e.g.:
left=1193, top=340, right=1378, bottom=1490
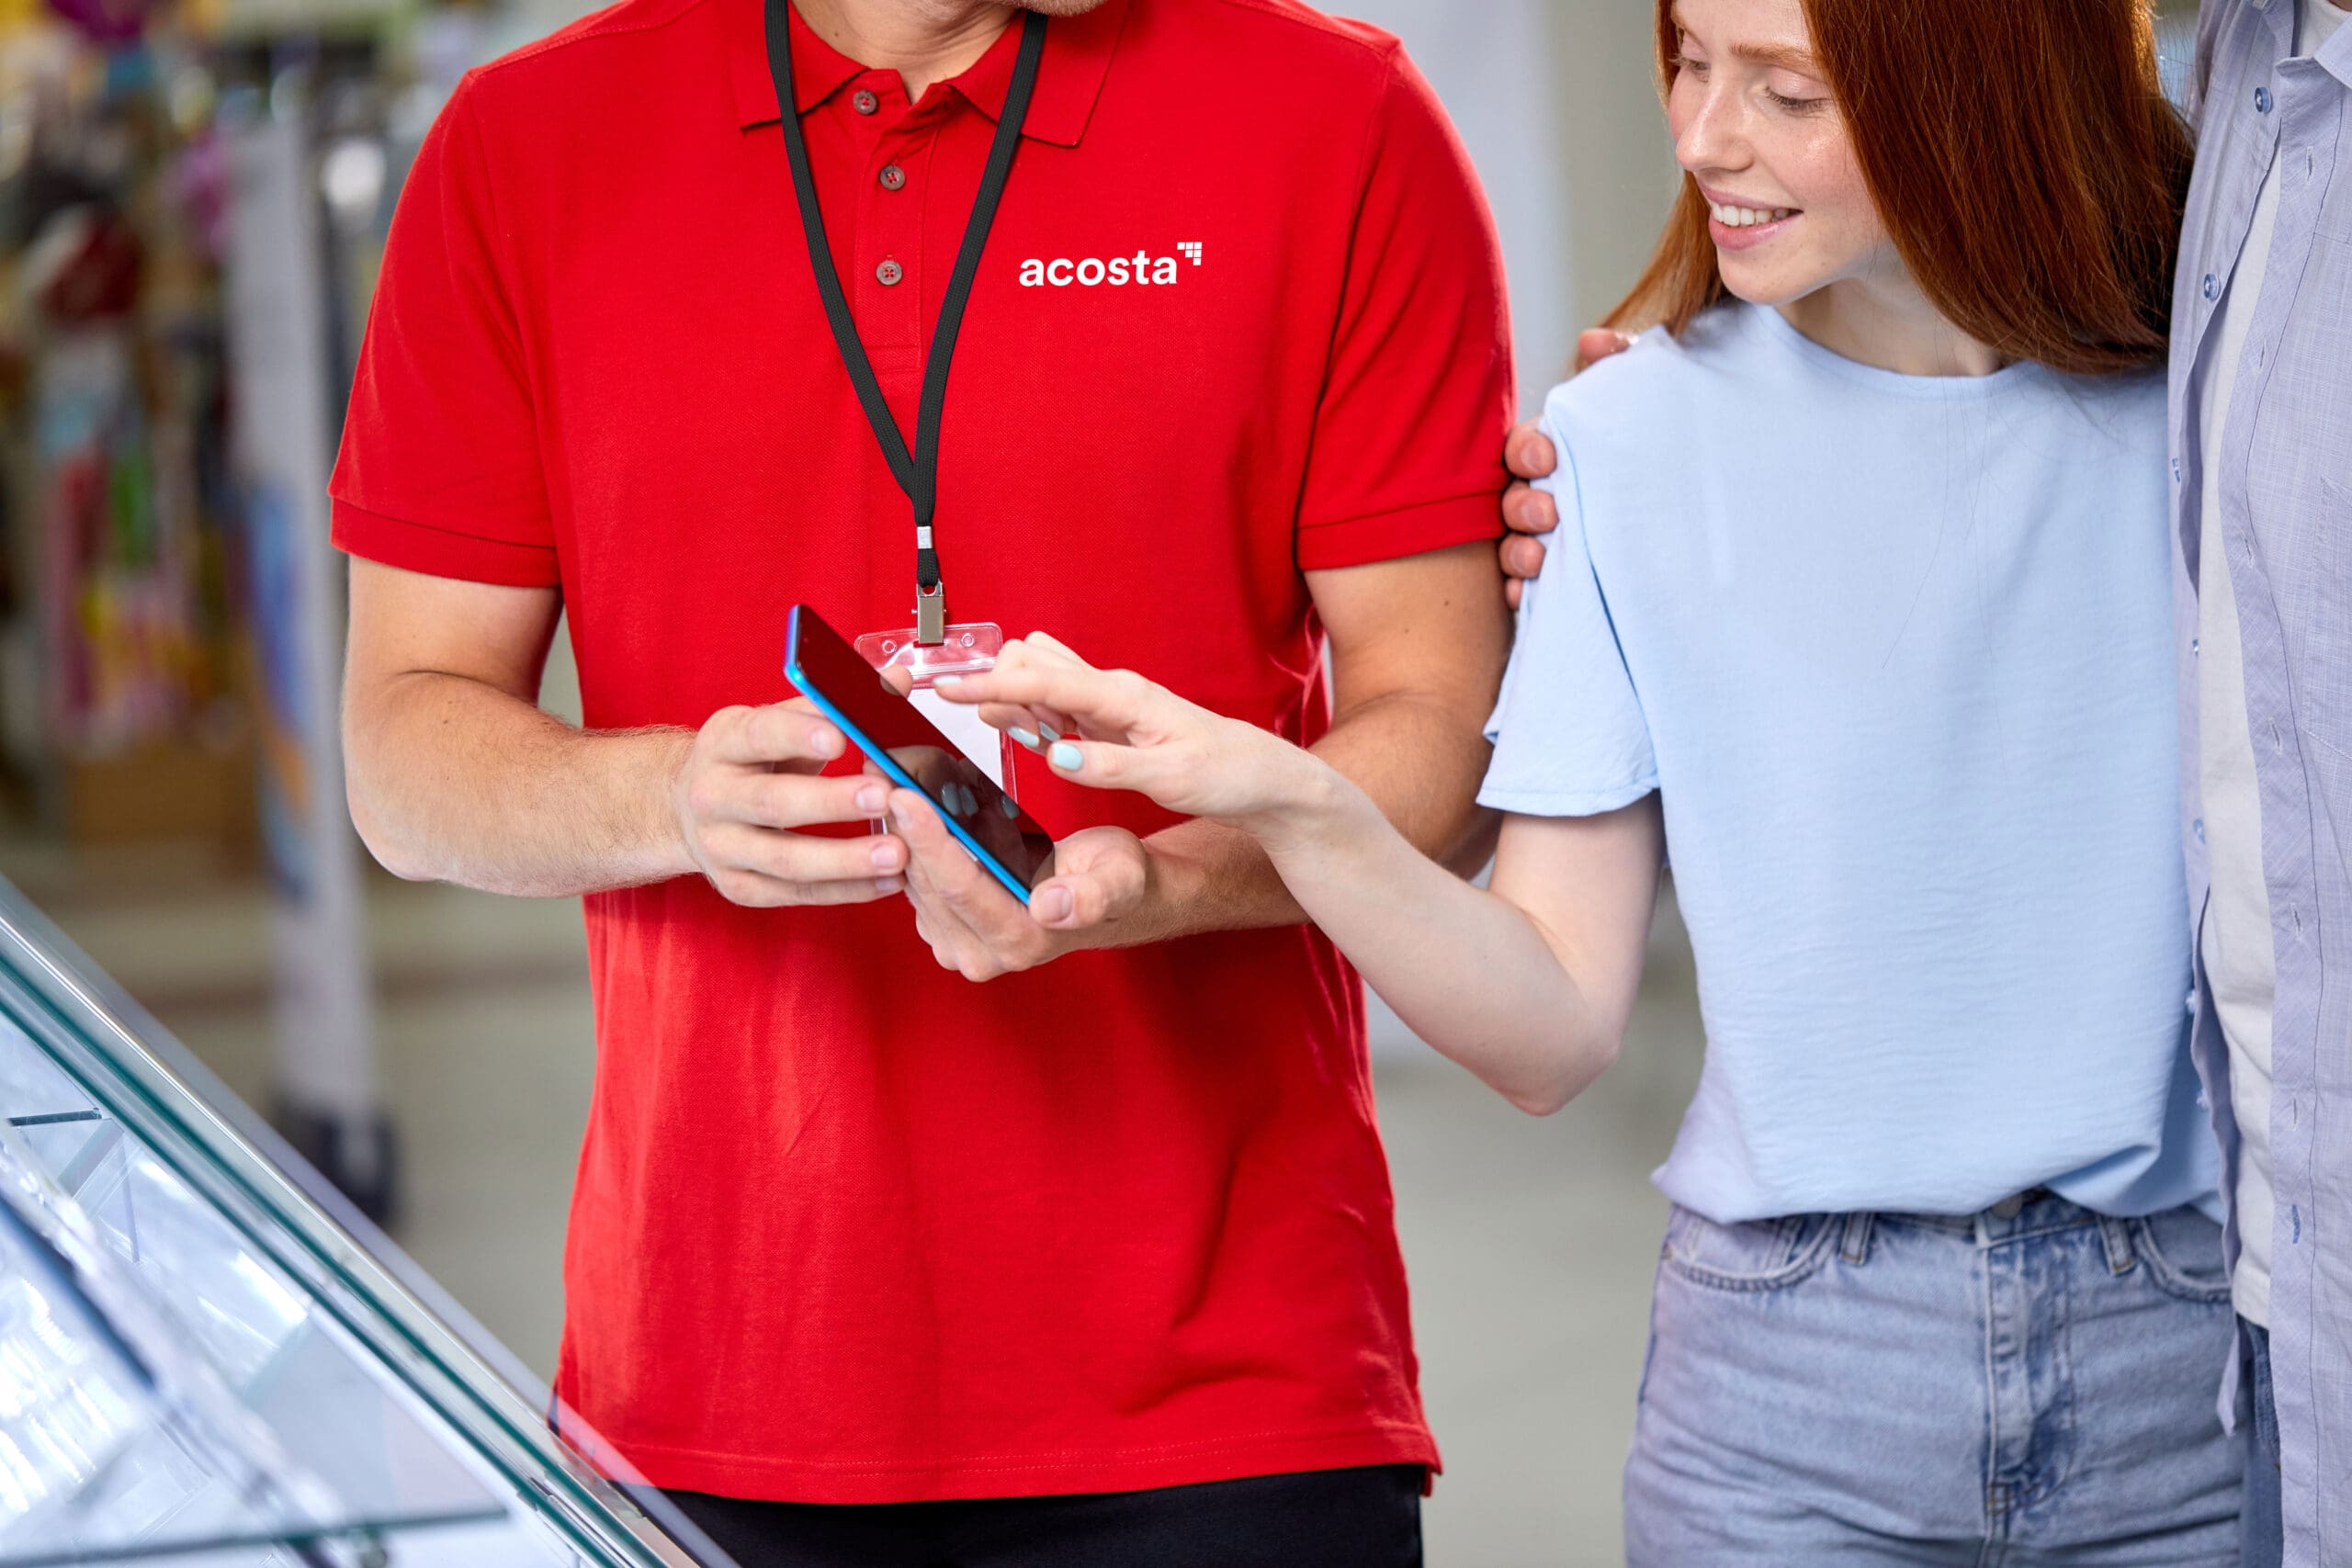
left=1482, top=302, right=2217, bottom=1224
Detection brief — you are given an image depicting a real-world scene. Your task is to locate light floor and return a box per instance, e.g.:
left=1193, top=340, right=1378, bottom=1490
left=5, top=840, right=1704, bottom=1567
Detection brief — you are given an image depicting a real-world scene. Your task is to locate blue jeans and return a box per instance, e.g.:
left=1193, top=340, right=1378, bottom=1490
left=1624, top=1193, right=2243, bottom=1565
left=2241, top=1317, right=2282, bottom=1568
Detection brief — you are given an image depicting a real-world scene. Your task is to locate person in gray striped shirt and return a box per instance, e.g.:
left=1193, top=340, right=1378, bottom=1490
left=2169, top=4, right=2352, bottom=1563
left=1501, top=3, right=2351, bottom=1558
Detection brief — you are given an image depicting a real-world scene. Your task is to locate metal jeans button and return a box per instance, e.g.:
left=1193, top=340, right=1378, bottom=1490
left=1989, top=1192, right=2026, bottom=1219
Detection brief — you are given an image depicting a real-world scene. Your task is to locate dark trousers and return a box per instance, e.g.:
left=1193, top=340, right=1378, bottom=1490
left=670, top=1463, right=1424, bottom=1568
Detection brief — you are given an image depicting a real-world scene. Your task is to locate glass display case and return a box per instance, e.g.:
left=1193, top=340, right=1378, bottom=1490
left=0, top=883, right=734, bottom=1567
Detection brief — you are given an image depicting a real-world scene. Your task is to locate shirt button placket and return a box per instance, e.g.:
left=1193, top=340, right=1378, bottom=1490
left=862, top=117, right=928, bottom=379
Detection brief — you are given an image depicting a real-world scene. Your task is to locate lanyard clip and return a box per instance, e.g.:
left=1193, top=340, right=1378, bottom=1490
left=915, top=583, right=946, bottom=646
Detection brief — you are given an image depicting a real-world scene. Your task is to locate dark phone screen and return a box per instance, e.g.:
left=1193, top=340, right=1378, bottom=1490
left=786, top=607, right=1057, bottom=892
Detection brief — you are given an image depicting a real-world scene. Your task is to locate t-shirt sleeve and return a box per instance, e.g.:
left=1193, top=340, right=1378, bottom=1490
left=1476, top=417, right=1657, bottom=816
left=1293, top=44, right=1512, bottom=571
left=328, top=75, right=558, bottom=587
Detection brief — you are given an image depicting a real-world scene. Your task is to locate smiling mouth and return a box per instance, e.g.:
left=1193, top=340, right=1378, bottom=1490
left=1708, top=200, right=1797, bottom=228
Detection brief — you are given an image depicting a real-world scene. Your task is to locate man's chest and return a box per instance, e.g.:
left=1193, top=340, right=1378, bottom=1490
left=531, top=110, right=1351, bottom=498
left=514, top=118, right=1355, bottom=724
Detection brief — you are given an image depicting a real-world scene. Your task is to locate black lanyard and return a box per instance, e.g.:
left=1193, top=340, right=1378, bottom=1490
left=763, top=1, right=1046, bottom=643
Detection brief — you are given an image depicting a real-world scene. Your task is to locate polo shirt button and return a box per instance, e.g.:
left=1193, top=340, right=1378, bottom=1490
left=853, top=88, right=879, bottom=115
left=875, top=258, right=903, bottom=287
left=878, top=164, right=906, bottom=191
left=2192, top=637, right=2200, bottom=655
left=2186, top=989, right=2199, bottom=1014
left=2202, top=272, right=2219, bottom=301
left=2193, top=818, right=2206, bottom=843
left=2256, top=85, right=2272, bottom=113
left=2171, top=457, right=2182, bottom=483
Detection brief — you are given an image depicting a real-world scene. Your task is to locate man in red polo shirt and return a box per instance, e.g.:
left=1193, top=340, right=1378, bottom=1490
left=334, top=0, right=1511, bottom=1559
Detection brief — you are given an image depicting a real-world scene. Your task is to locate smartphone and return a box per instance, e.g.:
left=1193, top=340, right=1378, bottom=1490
left=785, top=604, right=1057, bottom=904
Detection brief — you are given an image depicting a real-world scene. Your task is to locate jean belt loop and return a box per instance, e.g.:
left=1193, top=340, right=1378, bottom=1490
left=2097, top=1213, right=2137, bottom=1276
left=1838, top=1210, right=1876, bottom=1267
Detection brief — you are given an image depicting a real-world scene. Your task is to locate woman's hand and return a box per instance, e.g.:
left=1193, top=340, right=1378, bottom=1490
left=935, top=633, right=1340, bottom=835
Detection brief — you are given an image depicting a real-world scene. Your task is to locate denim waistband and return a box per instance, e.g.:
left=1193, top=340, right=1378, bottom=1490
left=1891, top=1186, right=2074, bottom=1235
left=1836, top=1189, right=2142, bottom=1271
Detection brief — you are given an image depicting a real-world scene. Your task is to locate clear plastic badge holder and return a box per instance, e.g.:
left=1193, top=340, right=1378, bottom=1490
left=854, top=621, right=1019, bottom=805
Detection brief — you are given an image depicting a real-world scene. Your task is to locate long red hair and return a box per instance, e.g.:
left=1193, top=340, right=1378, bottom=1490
left=1609, top=0, right=2192, bottom=375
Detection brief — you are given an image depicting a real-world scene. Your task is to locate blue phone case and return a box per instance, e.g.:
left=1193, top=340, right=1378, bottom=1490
left=785, top=613, right=1039, bottom=905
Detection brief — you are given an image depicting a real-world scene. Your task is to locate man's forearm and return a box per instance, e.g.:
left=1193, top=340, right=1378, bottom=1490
left=347, top=670, right=693, bottom=897
left=1139, top=689, right=1495, bottom=939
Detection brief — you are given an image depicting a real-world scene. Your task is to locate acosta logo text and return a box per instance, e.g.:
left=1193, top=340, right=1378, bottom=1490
left=1018, top=242, right=1204, bottom=288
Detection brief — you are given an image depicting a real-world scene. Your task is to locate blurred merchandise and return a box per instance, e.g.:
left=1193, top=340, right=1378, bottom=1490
left=0, top=0, right=515, bottom=842
left=3, top=19, right=245, bottom=846
left=1, top=0, right=578, bottom=1218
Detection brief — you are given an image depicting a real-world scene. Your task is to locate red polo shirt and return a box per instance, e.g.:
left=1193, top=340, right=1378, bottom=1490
left=333, top=0, right=1510, bottom=1504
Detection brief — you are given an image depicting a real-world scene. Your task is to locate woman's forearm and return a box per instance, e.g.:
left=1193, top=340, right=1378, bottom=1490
left=1251, top=763, right=1623, bottom=1115
left=931, top=632, right=1649, bottom=1092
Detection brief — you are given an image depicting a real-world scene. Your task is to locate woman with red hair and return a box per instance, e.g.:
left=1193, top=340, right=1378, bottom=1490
left=922, top=0, right=2239, bottom=1557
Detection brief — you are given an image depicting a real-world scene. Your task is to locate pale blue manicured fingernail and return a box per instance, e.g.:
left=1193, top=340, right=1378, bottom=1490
left=1049, top=742, right=1082, bottom=771
left=1011, top=727, right=1039, bottom=750
left=933, top=673, right=961, bottom=687
left=1000, top=793, right=1020, bottom=818
left=1039, top=722, right=1061, bottom=742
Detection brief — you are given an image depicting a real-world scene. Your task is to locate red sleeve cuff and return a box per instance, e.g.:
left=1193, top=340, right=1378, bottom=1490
left=331, top=497, right=560, bottom=588
left=1295, top=490, right=1503, bottom=572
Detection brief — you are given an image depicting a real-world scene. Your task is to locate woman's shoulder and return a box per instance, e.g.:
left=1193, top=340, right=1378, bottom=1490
left=2054, top=359, right=2168, bottom=422
left=1539, top=305, right=1762, bottom=458
left=2028, top=359, right=2168, bottom=467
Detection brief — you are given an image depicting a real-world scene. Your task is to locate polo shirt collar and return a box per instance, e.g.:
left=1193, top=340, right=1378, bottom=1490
left=729, top=0, right=1127, bottom=148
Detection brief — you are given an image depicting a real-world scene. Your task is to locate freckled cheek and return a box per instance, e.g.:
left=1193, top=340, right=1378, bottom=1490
left=1781, top=124, right=1883, bottom=254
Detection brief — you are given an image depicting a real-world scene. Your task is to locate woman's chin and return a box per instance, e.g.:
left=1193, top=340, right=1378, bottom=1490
left=1714, top=263, right=1824, bottom=312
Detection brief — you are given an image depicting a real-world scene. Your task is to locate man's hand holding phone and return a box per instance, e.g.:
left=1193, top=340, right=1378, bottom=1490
left=673, top=700, right=909, bottom=908
left=887, top=795, right=1156, bottom=982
